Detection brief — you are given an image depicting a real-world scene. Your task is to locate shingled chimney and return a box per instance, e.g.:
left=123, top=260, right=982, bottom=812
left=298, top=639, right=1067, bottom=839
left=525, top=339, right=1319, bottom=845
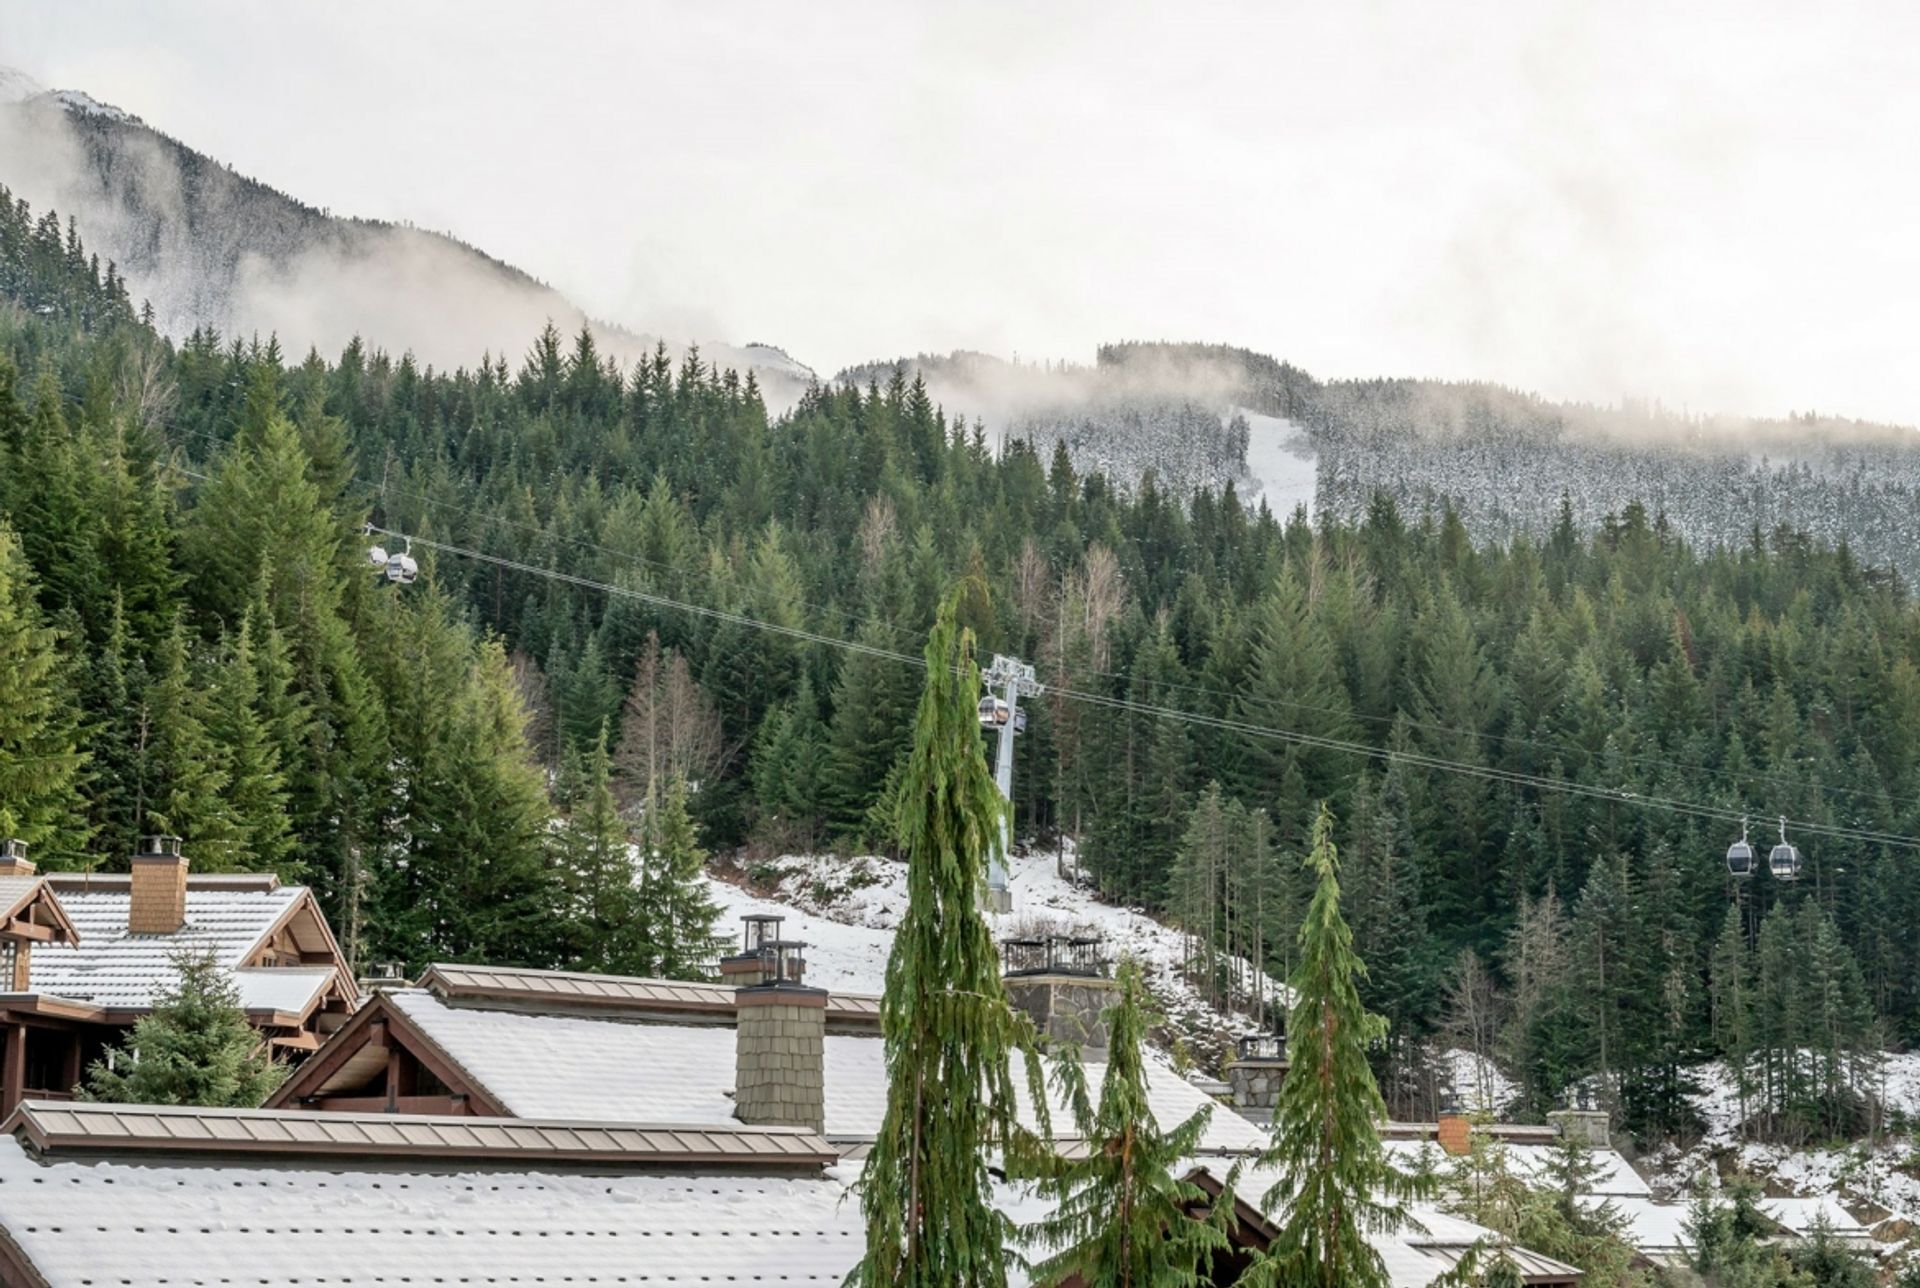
left=733, top=939, right=826, bottom=1136
left=129, top=835, right=188, bottom=935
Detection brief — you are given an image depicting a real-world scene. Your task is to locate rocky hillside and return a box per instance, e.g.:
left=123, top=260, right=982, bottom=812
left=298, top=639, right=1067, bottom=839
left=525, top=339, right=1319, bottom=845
left=0, top=74, right=814, bottom=399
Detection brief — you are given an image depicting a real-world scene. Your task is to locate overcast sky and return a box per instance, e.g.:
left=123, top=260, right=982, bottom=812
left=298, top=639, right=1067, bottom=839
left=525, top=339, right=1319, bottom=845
left=5, top=1, right=1918, bottom=424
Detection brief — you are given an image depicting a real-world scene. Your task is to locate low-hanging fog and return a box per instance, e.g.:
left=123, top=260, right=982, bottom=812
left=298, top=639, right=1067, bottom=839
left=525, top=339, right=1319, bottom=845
left=3, top=2, right=1920, bottom=430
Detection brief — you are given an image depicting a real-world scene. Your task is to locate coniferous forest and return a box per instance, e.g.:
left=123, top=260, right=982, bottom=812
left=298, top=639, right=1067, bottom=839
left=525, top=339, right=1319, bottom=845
left=5, top=185, right=1920, bottom=1143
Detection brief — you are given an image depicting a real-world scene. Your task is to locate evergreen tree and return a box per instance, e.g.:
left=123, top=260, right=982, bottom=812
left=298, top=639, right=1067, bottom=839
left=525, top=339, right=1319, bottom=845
left=1708, top=902, right=1755, bottom=1131
left=135, top=619, right=243, bottom=861
left=554, top=723, right=655, bottom=974
left=0, top=520, right=88, bottom=856
left=822, top=618, right=922, bottom=841
left=1024, top=958, right=1227, bottom=1288
left=639, top=773, right=723, bottom=980
left=84, top=950, right=287, bottom=1106
left=1343, top=769, right=1435, bottom=1112
left=205, top=612, right=295, bottom=874
left=848, top=584, right=1042, bottom=1288
left=1240, top=805, right=1425, bottom=1288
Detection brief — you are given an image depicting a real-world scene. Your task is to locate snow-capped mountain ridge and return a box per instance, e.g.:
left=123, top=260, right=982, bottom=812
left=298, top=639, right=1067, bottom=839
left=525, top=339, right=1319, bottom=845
left=0, top=71, right=817, bottom=400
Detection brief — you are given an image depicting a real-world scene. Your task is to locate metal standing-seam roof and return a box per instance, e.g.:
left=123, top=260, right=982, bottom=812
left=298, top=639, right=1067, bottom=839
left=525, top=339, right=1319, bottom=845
left=2, top=1100, right=836, bottom=1169
left=231, top=966, right=345, bottom=1019
left=0, top=1125, right=863, bottom=1286
left=28, top=882, right=309, bottom=1010
left=373, top=988, right=1270, bottom=1154
left=419, top=960, right=884, bottom=1025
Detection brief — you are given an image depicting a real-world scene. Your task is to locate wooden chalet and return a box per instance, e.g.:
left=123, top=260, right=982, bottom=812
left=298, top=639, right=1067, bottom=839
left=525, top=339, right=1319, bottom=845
left=0, top=836, right=356, bottom=1114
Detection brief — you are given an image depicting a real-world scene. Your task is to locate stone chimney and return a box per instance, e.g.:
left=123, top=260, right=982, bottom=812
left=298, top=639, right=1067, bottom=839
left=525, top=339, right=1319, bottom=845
left=0, top=839, right=34, bottom=879
left=1548, top=1108, right=1611, bottom=1148
left=1224, top=1030, right=1289, bottom=1116
left=733, top=939, right=826, bottom=1135
left=1000, top=933, right=1119, bottom=1053
left=129, top=835, right=189, bottom=935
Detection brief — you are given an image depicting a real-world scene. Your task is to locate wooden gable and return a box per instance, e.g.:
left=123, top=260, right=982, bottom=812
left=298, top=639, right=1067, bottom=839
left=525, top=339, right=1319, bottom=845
left=0, top=882, right=79, bottom=951
left=266, top=992, right=508, bottom=1117
left=242, top=890, right=350, bottom=973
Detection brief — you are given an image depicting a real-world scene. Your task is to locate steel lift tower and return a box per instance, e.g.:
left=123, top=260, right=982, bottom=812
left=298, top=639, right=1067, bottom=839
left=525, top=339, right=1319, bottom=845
left=979, top=654, right=1041, bottom=913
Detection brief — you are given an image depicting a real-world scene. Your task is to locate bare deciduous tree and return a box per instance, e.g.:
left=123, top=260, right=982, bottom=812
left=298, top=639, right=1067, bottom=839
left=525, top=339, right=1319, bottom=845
left=614, top=632, right=724, bottom=816
left=1440, top=948, right=1506, bottom=1113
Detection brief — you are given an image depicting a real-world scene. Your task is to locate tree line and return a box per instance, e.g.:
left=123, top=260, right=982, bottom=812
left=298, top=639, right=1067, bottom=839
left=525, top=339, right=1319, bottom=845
left=3, top=186, right=1919, bottom=1139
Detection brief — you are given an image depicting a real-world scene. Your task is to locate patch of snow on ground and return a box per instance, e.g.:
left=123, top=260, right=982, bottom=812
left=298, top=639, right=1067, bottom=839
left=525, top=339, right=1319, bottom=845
left=1439, top=1048, right=1520, bottom=1116
left=1237, top=409, right=1317, bottom=517
left=704, top=841, right=1289, bottom=1057
left=1634, top=1053, right=1920, bottom=1234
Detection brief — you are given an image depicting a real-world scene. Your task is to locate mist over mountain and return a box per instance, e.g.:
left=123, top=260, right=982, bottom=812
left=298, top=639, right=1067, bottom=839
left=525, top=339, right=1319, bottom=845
left=6, top=69, right=1918, bottom=582
left=0, top=75, right=815, bottom=401
left=843, top=341, right=1920, bottom=583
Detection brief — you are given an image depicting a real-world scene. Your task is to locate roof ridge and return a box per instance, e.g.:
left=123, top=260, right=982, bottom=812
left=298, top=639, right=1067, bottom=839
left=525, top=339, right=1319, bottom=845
left=2, top=1100, right=837, bottom=1172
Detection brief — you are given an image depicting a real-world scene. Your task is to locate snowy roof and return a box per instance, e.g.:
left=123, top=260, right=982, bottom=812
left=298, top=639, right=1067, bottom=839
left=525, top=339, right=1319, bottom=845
left=3, top=1100, right=834, bottom=1169
left=377, top=988, right=1271, bottom=1154
left=1382, top=1136, right=1652, bottom=1198
left=232, top=966, right=339, bottom=1018
left=1760, top=1194, right=1871, bottom=1242
left=388, top=988, right=743, bottom=1124
left=0, top=1108, right=1555, bottom=1288
left=1210, top=1162, right=1582, bottom=1286
left=0, top=1122, right=860, bottom=1286
left=28, top=877, right=334, bottom=1012
left=1611, top=1195, right=1695, bottom=1253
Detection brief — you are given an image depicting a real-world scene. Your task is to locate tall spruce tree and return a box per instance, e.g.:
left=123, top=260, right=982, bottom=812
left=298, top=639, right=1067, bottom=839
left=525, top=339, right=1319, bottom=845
left=639, top=773, right=723, bottom=980
left=1240, top=804, right=1424, bottom=1288
left=554, top=724, right=655, bottom=975
left=1023, top=957, right=1227, bottom=1288
left=848, top=584, right=1043, bottom=1288
left=0, top=519, right=88, bottom=856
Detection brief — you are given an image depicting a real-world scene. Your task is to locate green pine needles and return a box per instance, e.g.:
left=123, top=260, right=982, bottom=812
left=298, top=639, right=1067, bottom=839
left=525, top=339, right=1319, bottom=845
left=847, top=583, right=1045, bottom=1288
left=1240, top=803, right=1426, bottom=1288
left=1024, top=957, right=1228, bottom=1288
left=84, top=949, right=287, bottom=1107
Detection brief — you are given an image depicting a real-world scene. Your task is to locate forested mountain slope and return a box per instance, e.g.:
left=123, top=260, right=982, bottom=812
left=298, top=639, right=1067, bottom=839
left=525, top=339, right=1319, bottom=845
left=848, top=342, right=1920, bottom=586
left=4, top=182, right=1920, bottom=1143
left=1301, top=377, right=1920, bottom=587
left=0, top=76, right=813, bottom=399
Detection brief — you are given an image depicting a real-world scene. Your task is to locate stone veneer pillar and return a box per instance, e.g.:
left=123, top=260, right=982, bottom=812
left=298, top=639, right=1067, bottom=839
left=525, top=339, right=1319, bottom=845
left=734, top=983, right=827, bottom=1135
left=1003, top=974, right=1121, bottom=1053
left=1547, top=1108, right=1611, bottom=1147
left=1224, top=1056, right=1288, bottom=1113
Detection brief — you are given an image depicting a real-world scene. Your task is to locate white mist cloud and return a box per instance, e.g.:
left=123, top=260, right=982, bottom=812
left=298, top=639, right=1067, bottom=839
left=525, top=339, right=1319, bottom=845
left=2, top=0, right=1918, bottom=425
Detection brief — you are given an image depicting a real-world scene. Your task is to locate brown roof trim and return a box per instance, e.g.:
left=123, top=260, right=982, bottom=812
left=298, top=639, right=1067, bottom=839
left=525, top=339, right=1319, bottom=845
left=0, top=994, right=109, bottom=1023
left=265, top=992, right=510, bottom=1117
left=1, top=1101, right=836, bottom=1171
left=0, top=1221, right=50, bottom=1288
left=238, top=889, right=354, bottom=981
left=0, top=881, right=80, bottom=946
left=1183, top=1166, right=1283, bottom=1247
